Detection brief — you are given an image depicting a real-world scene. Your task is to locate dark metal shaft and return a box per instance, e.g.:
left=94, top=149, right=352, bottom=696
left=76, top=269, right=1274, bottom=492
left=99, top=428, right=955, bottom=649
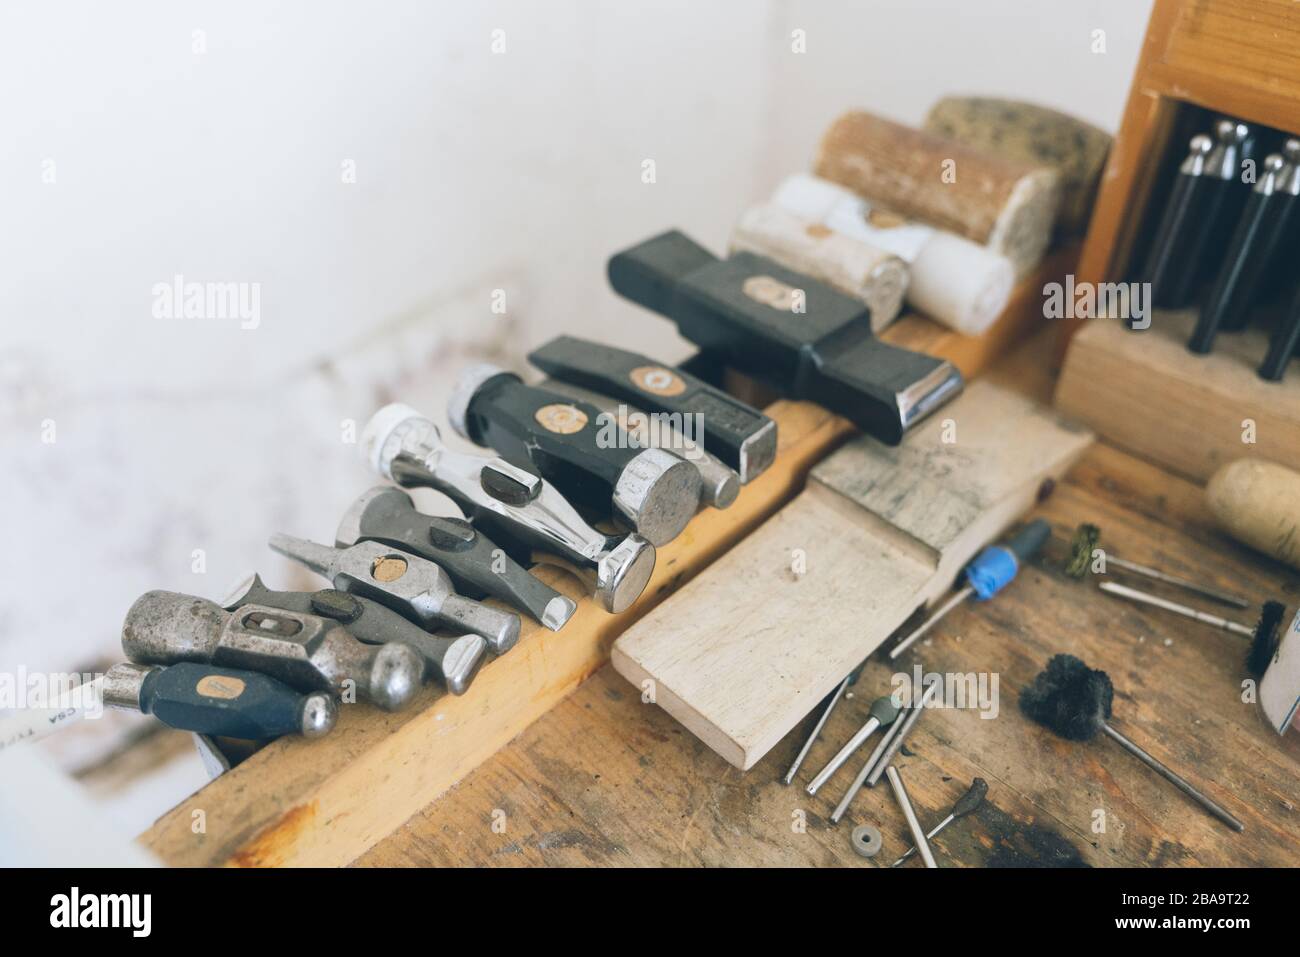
left=1101, top=724, right=1244, bottom=832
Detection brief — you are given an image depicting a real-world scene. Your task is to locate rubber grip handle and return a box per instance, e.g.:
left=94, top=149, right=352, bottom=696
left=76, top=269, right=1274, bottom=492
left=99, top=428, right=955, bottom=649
left=140, top=662, right=315, bottom=739
left=1007, top=518, right=1052, bottom=562
left=1259, top=282, right=1300, bottom=381
left=965, top=520, right=1048, bottom=600
left=1191, top=192, right=1295, bottom=349
left=528, top=335, right=776, bottom=482
left=1146, top=175, right=1230, bottom=309
left=465, top=375, right=635, bottom=517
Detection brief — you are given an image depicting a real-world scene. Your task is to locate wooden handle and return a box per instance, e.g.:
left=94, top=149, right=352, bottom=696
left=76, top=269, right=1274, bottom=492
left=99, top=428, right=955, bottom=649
left=923, top=96, right=1111, bottom=236
left=1206, top=459, right=1300, bottom=572
left=814, top=110, right=1060, bottom=277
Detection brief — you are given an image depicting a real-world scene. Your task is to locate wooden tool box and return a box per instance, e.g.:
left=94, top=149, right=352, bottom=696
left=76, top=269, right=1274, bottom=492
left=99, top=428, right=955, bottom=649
left=136, top=0, right=1300, bottom=869
left=1056, top=0, right=1300, bottom=481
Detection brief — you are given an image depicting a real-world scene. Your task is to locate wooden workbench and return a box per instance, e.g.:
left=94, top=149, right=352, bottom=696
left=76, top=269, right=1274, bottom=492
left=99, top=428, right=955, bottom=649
left=359, top=335, right=1300, bottom=868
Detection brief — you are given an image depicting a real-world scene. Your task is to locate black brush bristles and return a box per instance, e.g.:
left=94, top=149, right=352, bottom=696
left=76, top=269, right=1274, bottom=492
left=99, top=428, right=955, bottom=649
left=1019, top=654, right=1114, bottom=741
left=1248, top=601, right=1286, bottom=678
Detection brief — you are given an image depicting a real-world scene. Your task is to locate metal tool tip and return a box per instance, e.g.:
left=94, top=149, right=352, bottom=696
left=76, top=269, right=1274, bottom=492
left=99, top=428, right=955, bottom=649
left=613, top=448, right=701, bottom=546
left=301, top=693, right=338, bottom=738
left=596, top=535, right=656, bottom=614
left=219, top=571, right=261, bottom=608
left=542, top=595, right=578, bottom=631
left=368, top=643, right=425, bottom=712
left=441, top=635, right=487, bottom=695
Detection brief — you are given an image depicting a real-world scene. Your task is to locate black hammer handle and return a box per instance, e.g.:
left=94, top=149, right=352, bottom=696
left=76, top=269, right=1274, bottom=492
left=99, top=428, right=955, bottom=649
left=528, top=335, right=777, bottom=483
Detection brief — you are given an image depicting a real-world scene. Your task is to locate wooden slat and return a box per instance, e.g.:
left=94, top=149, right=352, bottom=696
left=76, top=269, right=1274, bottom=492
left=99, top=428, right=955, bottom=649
left=137, top=249, right=1076, bottom=867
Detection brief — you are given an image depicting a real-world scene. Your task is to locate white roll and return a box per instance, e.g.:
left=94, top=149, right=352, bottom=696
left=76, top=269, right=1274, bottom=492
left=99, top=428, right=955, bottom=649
left=729, top=203, right=908, bottom=332
left=772, top=174, right=1015, bottom=336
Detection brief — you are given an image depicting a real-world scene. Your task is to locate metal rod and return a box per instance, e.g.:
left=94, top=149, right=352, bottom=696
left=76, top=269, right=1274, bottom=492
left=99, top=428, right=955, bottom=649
left=1100, top=724, right=1244, bottom=832
left=831, top=711, right=905, bottom=823
left=886, top=766, right=937, bottom=868
left=1099, top=582, right=1254, bottom=637
left=1106, top=555, right=1248, bottom=609
left=866, top=681, right=942, bottom=788
left=889, top=587, right=973, bottom=660
left=782, top=675, right=850, bottom=785
left=891, top=812, right=955, bottom=867
left=806, top=716, right=880, bottom=795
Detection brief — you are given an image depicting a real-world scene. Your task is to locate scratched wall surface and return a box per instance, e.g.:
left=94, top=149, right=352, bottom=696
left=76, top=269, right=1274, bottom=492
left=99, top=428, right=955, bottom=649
left=0, top=0, right=1150, bottom=838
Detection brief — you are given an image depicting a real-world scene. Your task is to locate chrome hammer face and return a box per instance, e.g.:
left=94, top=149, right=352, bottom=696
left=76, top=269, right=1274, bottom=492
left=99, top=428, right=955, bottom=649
left=542, top=379, right=740, bottom=510
left=120, top=590, right=424, bottom=712
left=335, top=486, right=576, bottom=632
left=446, top=363, right=702, bottom=546
left=268, top=535, right=521, bottom=655
left=360, top=404, right=657, bottom=614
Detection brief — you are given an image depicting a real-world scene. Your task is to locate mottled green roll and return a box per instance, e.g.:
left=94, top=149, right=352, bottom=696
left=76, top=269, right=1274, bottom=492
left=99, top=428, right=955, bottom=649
left=924, top=96, right=1112, bottom=236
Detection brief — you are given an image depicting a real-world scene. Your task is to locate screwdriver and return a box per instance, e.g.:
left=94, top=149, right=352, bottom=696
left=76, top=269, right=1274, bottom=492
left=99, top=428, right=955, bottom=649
left=889, top=519, right=1050, bottom=660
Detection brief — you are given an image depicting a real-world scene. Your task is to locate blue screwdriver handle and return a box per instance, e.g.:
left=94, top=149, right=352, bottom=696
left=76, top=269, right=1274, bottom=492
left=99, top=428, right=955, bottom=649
left=965, top=519, right=1051, bottom=601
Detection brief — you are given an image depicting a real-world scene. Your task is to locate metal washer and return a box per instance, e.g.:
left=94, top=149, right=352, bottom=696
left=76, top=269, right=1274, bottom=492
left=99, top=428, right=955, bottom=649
left=850, top=824, right=883, bottom=859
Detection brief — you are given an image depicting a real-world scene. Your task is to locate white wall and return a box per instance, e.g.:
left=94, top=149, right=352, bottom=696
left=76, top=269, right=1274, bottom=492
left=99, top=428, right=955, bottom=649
left=0, top=0, right=1152, bottom=817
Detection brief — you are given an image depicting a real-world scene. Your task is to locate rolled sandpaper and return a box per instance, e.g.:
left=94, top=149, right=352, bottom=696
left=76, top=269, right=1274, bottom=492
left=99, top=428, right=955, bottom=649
left=923, top=96, right=1112, bottom=237
left=729, top=202, right=909, bottom=332
left=773, top=173, right=1014, bottom=336
left=815, top=110, right=1061, bottom=277
left=1206, top=459, right=1300, bottom=572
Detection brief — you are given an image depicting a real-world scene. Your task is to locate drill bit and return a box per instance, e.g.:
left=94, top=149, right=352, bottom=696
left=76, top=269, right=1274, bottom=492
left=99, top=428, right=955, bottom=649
left=891, top=777, right=987, bottom=866
left=783, top=672, right=852, bottom=785
left=830, top=680, right=941, bottom=823
left=1020, top=654, right=1244, bottom=831
left=1099, top=582, right=1285, bottom=677
left=1067, top=523, right=1248, bottom=608
left=805, top=695, right=899, bottom=795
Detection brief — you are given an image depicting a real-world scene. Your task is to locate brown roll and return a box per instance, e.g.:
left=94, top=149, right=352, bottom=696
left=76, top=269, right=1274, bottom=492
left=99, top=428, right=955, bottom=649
left=1206, top=459, right=1300, bottom=572
left=814, top=110, right=1061, bottom=277
left=923, top=96, right=1112, bottom=237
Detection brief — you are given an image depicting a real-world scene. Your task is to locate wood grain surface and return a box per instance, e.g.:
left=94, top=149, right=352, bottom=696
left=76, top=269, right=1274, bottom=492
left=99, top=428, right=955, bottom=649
left=1056, top=312, right=1300, bottom=482
left=360, top=440, right=1300, bottom=868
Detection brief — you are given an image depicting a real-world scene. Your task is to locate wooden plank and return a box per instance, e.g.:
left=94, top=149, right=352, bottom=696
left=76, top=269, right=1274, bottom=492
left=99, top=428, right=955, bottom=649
left=1055, top=312, right=1300, bottom=482
left=359, top=439, right=1300, bottom=868
left=136, top=250, right=1076, bottom=867
left=612, top=381, right=1094, bottom=770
